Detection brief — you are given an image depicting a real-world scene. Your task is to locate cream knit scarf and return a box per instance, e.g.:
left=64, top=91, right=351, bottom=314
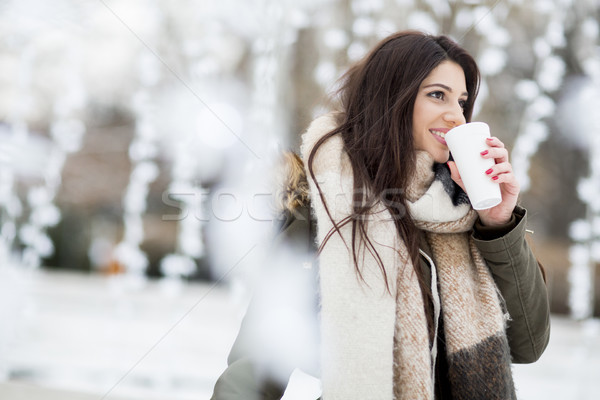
left=301, top=114, right=515, bottom=400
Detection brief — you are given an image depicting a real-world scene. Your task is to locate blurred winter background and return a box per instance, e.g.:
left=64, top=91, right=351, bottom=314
left=0, top=0, right=599, bottom=399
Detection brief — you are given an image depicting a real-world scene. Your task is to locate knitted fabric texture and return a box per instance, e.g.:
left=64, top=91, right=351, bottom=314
left=301, top=113, right=515, bottom=400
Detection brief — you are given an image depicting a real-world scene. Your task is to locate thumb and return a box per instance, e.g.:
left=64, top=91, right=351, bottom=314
left=447, top=161, right=466, bottom=191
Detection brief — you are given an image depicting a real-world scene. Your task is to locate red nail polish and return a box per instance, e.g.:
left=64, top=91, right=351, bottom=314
left=492, top=176, right=499, bottom=181
left=485, top=168, right=493, bottom=175
left=486, top=137, right=494, bottom=141
left=481, top=150, right=488, bottom=156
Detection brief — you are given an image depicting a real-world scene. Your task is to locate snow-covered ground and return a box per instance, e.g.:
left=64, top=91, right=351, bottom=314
left=0, top=269, right=241, bottom=400
left=0, top=268, right=599, bottom=400
left=513, top=317, right=600, bottom=400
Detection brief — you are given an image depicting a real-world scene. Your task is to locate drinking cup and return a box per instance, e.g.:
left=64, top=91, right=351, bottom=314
left=445, top=122, right=502, bottom=210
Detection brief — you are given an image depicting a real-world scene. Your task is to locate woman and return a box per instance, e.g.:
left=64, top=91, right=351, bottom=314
left=213, top=30, right=549, bottom=399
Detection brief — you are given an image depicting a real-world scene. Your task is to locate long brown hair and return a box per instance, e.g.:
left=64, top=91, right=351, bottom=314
left=308, top=31, right=480, bottom=294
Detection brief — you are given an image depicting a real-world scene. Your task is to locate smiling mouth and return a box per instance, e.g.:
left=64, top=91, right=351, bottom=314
left=430, top=129, right=447, bottom=139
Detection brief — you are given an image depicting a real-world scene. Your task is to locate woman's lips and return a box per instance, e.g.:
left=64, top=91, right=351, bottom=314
left=430, top=129, right=448, bottom=146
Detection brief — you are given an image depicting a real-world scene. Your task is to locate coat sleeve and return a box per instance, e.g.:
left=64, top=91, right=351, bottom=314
left=472, top=206, right=551, bottom=364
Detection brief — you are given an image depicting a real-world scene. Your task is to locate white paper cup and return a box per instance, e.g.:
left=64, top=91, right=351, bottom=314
left=445, top=122, right=502, bottom=210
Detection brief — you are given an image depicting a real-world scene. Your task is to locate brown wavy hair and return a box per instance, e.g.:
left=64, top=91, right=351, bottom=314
left=307, top=31, right=480, bottom=296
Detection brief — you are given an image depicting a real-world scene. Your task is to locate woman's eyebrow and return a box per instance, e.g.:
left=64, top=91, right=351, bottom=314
left=423, top=83, right=468, bottom=97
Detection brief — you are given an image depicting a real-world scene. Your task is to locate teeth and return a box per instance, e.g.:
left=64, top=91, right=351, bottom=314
left=431, top=130, right=446, bottom=138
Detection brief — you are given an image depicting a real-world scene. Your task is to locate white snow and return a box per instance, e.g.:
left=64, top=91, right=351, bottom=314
left=570, top=219, right=592, bottom=242
left=545, top=18, right=567, bottom=48
left=423, top=0, right=451, bottom=18
left=160, top=254, right=197, bottom=278
left=407, top=11, right=439, bottom=34
left=455, top=9, right=475, bottom=30
left=352, top=17, right=375, bottom=37
left=196, top=103, right=243, bottom=151
left=537, top=55, right=565, bottom=92
left=114, top=242, right=149, bottom=274
left=533, top=38, right=552, bottom=59
left=346, top=42, right=368, bottom=62
left=478, top=47, right=507, bottom=76
left=50, top=119, right=85, bottom=154
left=591, top=241, right=600, bottom=262
left=0, top=269, right=599, bottom=400
left=314, top=61, right=337, bottom=86
left=351, top=0, right=385, bottom=14
left=513, top=317, right=600, bottom=400
left=323, top=28, right=349, bottom=50
left=376, top=19, right=398, bottom=38
left=18, top=224, right=54, bottom=257
left=581, top=18, right=599, bottom=38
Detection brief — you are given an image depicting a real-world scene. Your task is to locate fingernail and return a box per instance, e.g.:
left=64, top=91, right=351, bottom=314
left=492, top=176, right=499, bottom=181
left=485, top=168, right=493, bottom=175
left=486, top=137, right=493, bottom=141
left=480, top=150, right=488, bottom=156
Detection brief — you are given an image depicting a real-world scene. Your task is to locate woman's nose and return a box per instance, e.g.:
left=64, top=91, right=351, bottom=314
left=443, top=103, right=466, bottom=126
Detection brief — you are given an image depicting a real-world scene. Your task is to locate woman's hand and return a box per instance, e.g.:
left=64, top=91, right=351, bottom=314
left=447, top=136, right=520, bottom=227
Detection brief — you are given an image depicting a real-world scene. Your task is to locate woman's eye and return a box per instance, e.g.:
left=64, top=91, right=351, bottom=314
left=459, top=99, right=467, bottom=109
left=428, top=91, right=444, bottom=100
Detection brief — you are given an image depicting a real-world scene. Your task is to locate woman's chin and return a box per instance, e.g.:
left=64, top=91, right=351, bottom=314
left=429, top=150, right=450, bottom=164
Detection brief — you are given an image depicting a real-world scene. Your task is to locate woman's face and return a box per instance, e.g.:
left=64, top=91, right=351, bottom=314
left=412, top=60, right=468, bottom=163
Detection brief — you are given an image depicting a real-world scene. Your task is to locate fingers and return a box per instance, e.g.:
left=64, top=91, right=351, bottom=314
left=478, top=137, right=519, bottom=192
left=482, top=149, right=521, bottom=195
left=485, top=136, right=505, bottom=148
left=480, top=137, right=508, bottom=163
left=484, top=162, right=513, bottom=183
